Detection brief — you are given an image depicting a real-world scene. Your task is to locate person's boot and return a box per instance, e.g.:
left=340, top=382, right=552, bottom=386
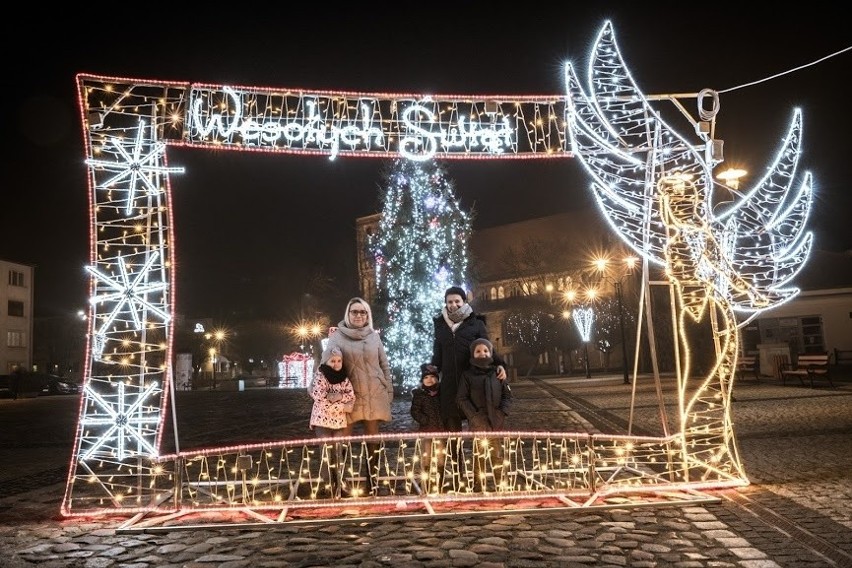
left=331, top=467, right=351, bottom=498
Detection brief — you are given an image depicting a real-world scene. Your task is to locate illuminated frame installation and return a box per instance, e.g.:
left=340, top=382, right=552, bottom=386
left=63, top=21, right=812, bottom=528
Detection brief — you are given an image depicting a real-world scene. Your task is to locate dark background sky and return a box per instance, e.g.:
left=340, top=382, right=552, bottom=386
left=2, top=5, right=850, bottom=323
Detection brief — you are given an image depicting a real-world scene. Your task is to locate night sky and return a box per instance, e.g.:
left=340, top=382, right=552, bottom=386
left=3, top=5, right=850, bottom=322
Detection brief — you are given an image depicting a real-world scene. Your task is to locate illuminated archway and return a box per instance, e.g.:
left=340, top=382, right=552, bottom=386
left=62, top=21, right=813, bottom=527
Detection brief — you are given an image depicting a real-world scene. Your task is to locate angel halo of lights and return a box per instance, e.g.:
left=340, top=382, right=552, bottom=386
left=62, top=20, right=814, bottom=528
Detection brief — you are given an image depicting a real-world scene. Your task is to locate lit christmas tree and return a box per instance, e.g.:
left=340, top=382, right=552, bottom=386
left=371, top=159, right=472, bottom=389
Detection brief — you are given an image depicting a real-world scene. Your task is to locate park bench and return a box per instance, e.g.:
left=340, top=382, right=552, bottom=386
left=780, top=352, right=834, bottom=388
left=834, top=348, right=852, bottom=368
left=734, top=355, right=759, bottom=382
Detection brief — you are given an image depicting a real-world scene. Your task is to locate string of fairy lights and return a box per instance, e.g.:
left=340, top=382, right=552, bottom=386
left=370, top=159, right=471, bottom=387
left=63, top=19, right=816, bottom=521
left=565, top=21, right=813, bottom=481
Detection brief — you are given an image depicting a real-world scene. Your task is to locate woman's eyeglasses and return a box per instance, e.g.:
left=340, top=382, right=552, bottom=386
left=349, top=309, right=368, bottom=316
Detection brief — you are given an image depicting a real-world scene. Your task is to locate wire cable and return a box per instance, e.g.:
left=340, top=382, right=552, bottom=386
left=719, top=46, right=852, bottom=94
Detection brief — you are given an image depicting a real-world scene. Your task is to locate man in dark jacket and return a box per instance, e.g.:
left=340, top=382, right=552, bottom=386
left=430, top=286, right=506, bottom=432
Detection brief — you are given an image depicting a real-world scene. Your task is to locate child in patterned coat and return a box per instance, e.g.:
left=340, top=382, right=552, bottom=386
left=309, top=346, right=355, bottom=498
left=309, top=346, right=355, bottom=437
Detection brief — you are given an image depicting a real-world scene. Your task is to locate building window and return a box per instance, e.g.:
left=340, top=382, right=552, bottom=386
left=497, top=286, right=505, bottom=299
left=741, top=323, right=760, bottom=354
left=7, top=331, right=26, bottom=348
left=7, top=300, right=24, bottom=317
left=8, top=270, right=24, bottom=287
left=522, top=282, right=540, bottom=296
left=800, top=316, right=825, bottom=353
left=758, top=315, right=824, bottom=355
left=490, top=286, right=497, bottom=300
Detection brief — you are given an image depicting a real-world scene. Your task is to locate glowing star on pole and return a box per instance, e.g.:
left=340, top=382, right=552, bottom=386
left=564, top=21, right=813, bottom=481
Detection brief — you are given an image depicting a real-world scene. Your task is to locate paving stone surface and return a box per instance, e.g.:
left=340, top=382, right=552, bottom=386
left=1, top=373, right=851, bottom=567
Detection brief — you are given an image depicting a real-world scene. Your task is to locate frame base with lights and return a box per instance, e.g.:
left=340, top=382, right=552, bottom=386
left=65, top=19, right=812, bottom=528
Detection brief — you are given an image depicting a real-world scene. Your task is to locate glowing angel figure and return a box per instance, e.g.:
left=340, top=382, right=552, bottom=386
left=564, top=22, right=813, bottom=479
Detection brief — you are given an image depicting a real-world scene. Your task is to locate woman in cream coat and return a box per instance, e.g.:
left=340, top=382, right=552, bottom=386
left=326, top=297, right=394, bottom=495
left=326, top=297, right=394, bottom=434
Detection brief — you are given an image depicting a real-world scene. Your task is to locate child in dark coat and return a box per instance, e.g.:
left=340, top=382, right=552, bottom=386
left=456, top=338, right=512, bottom=492
left=410, top=364, right=444, bottom=493
left=411, top=364, right=442, bottom=431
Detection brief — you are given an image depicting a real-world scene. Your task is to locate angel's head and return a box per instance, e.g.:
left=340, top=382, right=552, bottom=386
left=658, top=174, right=706, bottom=222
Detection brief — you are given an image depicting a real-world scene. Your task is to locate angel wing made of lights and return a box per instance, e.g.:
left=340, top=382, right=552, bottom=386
left=564, top=21, right=814, bottom=317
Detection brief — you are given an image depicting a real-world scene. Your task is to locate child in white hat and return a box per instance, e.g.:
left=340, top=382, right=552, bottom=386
left=309, top=345, right=356, bottom=498
left=309, top=346, right=355, bottom=436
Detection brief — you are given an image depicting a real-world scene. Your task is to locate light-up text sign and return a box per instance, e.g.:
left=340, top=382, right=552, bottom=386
left=188, top=86, right=568, bottom=160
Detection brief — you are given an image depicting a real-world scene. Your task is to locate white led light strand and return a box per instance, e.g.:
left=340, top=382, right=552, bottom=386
left=63, top=21, right=817, bottom=521
left=86, top=119, right=185, bottom=215
left=80, top=381, right=161, bottom=460
left=564, top=20, right=814, bottom=483
left=573, top=307, right=594, bottom=342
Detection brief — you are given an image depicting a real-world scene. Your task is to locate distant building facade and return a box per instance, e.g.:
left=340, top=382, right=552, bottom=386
left=738, top=249, right=852, bottom=370
left=355, top=209, right=852, bottom=375
left=355, top=213, right=381, bottom=306
left=467, top=207, right=639, bottom=374
left=0, top=259, right=34, bottom=373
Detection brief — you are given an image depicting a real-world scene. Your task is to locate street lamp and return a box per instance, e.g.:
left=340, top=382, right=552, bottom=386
left=291, top=319, right=324, bottom=357
left=593, top=255, right=638, bottom=385
left=716, top=167, right=747, bottom=191
left=209, top=347, right=217, bottom=390
left=204, top=328, right=228, bottom=390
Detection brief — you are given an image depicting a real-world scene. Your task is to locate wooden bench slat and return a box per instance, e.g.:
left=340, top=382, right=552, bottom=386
left=735, top=355, right=759, bottom=382
left=779, top=353, right=834, bottom=388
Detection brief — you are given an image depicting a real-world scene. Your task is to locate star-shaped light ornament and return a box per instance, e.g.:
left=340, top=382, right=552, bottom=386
left=80, top=380, right=161, bottom=460
left=86, top=251, right=171, bottom=338
left=85, top=119, right=184, bottom=215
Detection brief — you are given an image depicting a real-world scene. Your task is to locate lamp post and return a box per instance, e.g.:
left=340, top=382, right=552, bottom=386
left=593, top=255, right=638, bottom=385
left=716, top=167, right=747, bottom=191
left=615, top=281, right=629, bottom=384
left=205, top=328, right=228, bottom=390
left=292, top=320, right=323, bottom=357
left=209, top=347, right=217, bottom=390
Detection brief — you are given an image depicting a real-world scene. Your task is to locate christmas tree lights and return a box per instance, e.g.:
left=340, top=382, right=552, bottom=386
left=371, top=159, right=472, bottom=387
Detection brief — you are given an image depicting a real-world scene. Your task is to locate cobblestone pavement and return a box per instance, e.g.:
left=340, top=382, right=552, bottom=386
left=1, top=373, right=851, bottom=567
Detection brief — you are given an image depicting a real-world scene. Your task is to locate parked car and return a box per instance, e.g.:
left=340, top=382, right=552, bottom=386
left=37, top=373, right=81, bottom=395
left=0, top=371, right=45, bottom=398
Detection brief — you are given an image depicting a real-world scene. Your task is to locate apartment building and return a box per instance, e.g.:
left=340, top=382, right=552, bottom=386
left=0, top=259, right=34, bottom=373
